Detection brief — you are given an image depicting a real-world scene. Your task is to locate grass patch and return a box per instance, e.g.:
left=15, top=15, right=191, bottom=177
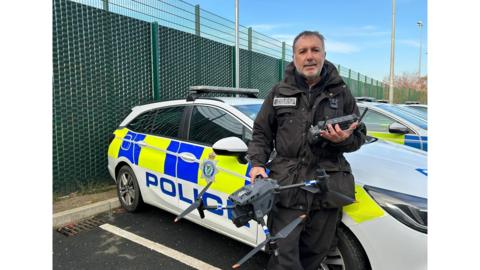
left=53, top=179, right=116, bottom=202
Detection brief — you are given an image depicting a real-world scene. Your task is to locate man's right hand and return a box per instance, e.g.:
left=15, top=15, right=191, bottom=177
left=249, top=166, right=268, bottom=183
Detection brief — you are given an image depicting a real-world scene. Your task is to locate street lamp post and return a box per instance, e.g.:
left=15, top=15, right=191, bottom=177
left=235, top=0, right=240, bottom=89
left=388, top=0, right=397, bottom=104
left=417, top=20, right=423, bottom=77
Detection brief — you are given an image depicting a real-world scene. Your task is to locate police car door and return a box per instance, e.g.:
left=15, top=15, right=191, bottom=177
left=134, top=106, right=186, bottom=212
left=177, top=104, right=257, bottom=245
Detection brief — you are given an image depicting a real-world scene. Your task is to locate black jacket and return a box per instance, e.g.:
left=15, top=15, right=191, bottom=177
left=247, top=60, right=367, bottom=208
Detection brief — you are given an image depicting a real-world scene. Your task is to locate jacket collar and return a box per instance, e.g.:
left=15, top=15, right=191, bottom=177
left=279, top=60, right=344, bottom=96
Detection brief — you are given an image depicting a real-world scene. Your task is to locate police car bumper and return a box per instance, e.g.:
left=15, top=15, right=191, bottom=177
left=107, top=157, right=116, bottom=182
left=349, top=214, right=427, bottom=270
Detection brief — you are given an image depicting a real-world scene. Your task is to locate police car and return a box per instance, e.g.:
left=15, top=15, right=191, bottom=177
left=358, top=102, right=428, bottom=151
left=107, top=86, right=427, bottom=270
left=400, top=104, right=428, bottom=114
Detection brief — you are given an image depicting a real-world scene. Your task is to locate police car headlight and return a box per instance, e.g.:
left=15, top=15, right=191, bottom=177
left=364, top=185, right=427, bottom=234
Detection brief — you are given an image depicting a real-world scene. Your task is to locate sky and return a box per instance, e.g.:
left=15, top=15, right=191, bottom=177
left=183, top=0, right=427, bottom=81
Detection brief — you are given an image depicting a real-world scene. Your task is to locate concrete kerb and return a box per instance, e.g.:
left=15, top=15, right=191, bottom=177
left=53, top=198, right=121, bottom=228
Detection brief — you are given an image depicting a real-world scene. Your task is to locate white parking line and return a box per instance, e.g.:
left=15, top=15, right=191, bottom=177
left=100, top=223, right=221, bottom=270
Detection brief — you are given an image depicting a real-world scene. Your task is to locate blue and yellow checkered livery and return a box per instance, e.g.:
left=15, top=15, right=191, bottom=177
left=109, top=128, right=386, bottom=224
left=368, top=131, right=428, bottom=151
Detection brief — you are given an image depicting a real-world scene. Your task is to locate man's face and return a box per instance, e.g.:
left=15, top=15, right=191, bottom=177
left=293, top=35, right=326, bottom=81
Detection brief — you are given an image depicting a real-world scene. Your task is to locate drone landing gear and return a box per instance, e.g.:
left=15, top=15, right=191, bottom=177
left=232, top=214, right=306, bottom=269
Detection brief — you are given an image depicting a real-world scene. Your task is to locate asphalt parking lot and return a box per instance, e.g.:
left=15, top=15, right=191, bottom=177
left=53, top=205, right=268, bottom=270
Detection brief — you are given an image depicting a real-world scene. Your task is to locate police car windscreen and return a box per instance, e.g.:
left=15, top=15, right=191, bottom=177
left=234, top=104, right=262, bottom=120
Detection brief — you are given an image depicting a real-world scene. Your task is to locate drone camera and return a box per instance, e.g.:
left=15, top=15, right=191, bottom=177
left=231, top=204, right=253, bottom=227
left=228, top=178, right=279, bottom=227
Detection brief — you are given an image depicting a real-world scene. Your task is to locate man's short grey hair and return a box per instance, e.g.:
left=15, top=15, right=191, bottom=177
left=292, top=31, right=326, bottom=52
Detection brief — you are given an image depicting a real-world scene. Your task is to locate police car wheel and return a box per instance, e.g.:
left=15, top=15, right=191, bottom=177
left=325, top=226, right=370, bottom=270
left=116, top=165, right=144, bottom=212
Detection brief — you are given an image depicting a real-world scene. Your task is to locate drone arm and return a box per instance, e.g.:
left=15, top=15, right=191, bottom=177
left=232, top=238, right=270, bottom=269
left=176, top=202, right=235, bottom=222
left=201, top=204, right=235, bottom=210
left=275, top=180, right=319, bottom=191
left=174, top=181, right=214, bottom=222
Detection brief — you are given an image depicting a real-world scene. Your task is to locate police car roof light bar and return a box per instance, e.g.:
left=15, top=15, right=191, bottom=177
left=187, top=85, right=259, bottom=101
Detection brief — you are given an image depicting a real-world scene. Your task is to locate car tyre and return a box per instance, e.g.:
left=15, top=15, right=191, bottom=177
left=325, top=226, right=370, bottom=270
left=116, top=165, right=144, bottom=212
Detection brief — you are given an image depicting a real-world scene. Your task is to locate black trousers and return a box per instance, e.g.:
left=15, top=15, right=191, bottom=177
left=266, top=206, right=341, bottom=270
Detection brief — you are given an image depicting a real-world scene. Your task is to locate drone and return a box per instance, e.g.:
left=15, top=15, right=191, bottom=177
left=174, top=168, right=355, bottom=269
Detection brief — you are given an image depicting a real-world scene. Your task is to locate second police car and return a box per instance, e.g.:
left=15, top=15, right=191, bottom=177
left=107, top=87, right=427, bottom=270
left=357, top=102, right=428, bottom=151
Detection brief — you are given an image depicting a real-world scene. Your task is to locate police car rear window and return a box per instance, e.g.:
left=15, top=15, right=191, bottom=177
left=150, top=107, right=184, bottom=138
left=189, top=106, right=245, bottom=146
left=233, top=104, right=262, bottom=120
left=126, top=110, right=156, bottom=133
left=127, top=107, right=184, bottom=138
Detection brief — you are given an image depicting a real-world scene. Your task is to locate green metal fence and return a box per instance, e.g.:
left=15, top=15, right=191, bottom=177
left=53, top=0, right=153, bottom=194
left=53, top=0, right=426, bottom=195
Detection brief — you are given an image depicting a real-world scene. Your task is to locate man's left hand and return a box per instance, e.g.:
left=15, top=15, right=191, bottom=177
left=319, top=121, right=358, bottom=143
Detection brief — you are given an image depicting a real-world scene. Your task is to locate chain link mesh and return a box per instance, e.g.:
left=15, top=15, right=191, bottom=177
left=54, top=0, right=426, bottom=195
left=54, top=0, right=152, bottom=194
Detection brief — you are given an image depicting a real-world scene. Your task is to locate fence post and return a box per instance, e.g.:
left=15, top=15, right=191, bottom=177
left=368, top=78, right=377, bottom=98
left=248, top=27, right=252, bottom=51
left=363, top=75, right=370, bottom=97
left=377, top=81, right=381, bottom=99
left=278, top=41, right=285, bottom=81
left=385, top=83, right=388, bottom=99
left=247, top=27, right=252, bottom=87
left=195, top=5, right=200, bottom=36
left=364, top=75, right=368, bottom=97
left=357, top=73, right=360, bottom=96
left=231, top=46, right=236, bottom=87
left=103, top=0, right=109, bottom=11
left=150, top=22, right=160, bottom=101
left=194, top=5, right=201, bottom=85
left=348, top=68, right=352, bottom=95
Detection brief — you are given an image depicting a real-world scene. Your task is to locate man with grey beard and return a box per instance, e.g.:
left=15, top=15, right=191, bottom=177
left=247, top=31, right=366, bottom=270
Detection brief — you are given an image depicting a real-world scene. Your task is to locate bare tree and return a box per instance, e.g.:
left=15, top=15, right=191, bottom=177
left=383, top=72, right=427, bottom=91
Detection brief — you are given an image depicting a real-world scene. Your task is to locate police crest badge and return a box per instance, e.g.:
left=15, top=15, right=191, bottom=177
left=200, top=152, right=218, bottom=182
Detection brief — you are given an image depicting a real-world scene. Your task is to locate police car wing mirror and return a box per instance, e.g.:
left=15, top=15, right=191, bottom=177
left=212, top=137, right=248, bottom=164
left=389, top=122, right=409, bottom=134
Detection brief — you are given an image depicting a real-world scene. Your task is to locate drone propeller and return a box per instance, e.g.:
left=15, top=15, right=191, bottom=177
left=174, top=181, right=214, bottom=223
left=231, top=214, right=306, bottom=269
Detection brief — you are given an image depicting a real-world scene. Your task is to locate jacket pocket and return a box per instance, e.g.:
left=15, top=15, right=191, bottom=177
left=318, top=171, right=355, bottom=208
left=275, top=107, right=296, bottom=127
